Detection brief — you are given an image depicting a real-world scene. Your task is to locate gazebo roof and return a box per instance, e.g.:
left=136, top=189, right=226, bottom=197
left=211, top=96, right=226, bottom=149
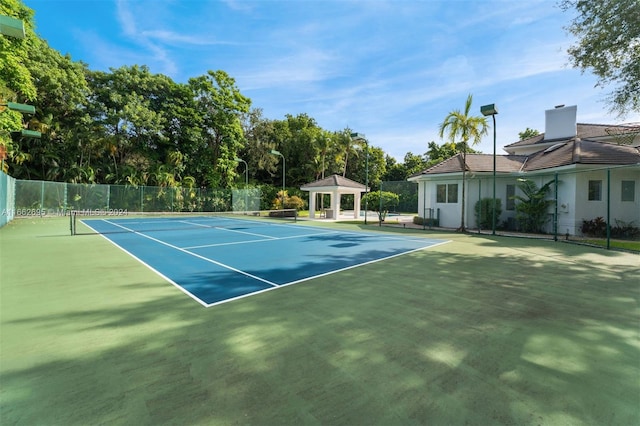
left=300, top=174, right=367, bottom=191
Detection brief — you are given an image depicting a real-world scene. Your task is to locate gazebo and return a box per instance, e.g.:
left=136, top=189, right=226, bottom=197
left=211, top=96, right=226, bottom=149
left=300, top=174, right=368, bottom=220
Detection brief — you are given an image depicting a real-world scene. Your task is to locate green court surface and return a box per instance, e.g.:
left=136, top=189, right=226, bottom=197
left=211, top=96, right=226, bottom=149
left=1, top=217, right=639, bottom=425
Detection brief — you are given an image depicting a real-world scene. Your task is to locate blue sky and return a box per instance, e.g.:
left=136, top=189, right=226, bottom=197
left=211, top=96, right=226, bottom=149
left=23, top=0, right=640, bottom=160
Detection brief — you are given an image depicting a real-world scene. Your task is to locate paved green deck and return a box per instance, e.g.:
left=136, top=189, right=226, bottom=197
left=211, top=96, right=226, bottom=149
left=1, top=217, right=638, bottom=425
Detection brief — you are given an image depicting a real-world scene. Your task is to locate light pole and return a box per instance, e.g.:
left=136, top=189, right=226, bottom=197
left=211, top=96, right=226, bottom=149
left=350, top=132, right=369, bottom=225
left=234, top=157, right=248, bottom=186
left=270, top=149, right=285, bottom=209
left=480, top=103, right=498, bottom=235
left=235, top=157, right=248, bottom=211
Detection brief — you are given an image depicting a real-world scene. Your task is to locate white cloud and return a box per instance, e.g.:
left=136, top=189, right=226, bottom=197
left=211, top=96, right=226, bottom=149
left=141, top=30, right=235, bottom=46
left=115, top=0, right=137, bottom=37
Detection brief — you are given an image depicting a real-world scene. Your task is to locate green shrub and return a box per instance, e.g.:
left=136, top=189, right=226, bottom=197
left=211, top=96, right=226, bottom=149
left=474, top=198, right=502, bottom=230
left=362, top=191, right=400, bottom=222
left=413, top=216, right=439, bottom=227
left=581, top=217, right=607, bottom=237
left=285, top=195, right=305, bottom=211
left=610, top=219, right=639, bottom=239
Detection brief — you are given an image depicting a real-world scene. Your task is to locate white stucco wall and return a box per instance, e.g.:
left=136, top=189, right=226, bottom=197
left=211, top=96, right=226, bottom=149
left=573, top=167, right=640, bottom=235
left=414, top=165, right=639, bottom=235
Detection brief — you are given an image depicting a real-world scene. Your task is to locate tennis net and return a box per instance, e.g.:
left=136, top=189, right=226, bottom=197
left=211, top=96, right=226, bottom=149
left=71, top=209, right=298, bottom=236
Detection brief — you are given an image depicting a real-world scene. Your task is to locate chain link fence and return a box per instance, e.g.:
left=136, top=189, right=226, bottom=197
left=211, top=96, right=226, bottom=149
left=11, top=180, right=262, bottom=217
left=379, top=181, right=418, bottom=214
left=1, top=171, right=16, bottom=228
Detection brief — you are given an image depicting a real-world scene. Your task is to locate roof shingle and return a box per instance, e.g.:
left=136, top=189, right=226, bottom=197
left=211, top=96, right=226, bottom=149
left=300, top=174, right=366, bottom=189
left=412, top=139, right=640, bottom=177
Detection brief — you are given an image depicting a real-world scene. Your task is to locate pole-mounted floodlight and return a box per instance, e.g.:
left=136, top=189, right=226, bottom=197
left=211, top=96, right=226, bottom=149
left=3, top=102, right=35, bottom=115
left=20, top=129, right=41, bottom=139
left=270, top=149, right=285, bottom=209
left=0, top=15, right=26, bottom=39
left=234, top=157, right=248, bottom=186
left=350, top=132, right=369, bottom=225
left=480, top=103, right=498, bottom=235
left=2, top=102, right=39, bottom=139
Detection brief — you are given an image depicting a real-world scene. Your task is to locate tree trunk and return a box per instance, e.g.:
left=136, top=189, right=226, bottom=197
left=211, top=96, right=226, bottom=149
left=459, top=144, right=467, bottom=232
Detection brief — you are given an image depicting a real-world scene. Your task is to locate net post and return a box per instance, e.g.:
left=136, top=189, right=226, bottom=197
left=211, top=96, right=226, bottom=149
left=69, top=209, right=75, bottom=235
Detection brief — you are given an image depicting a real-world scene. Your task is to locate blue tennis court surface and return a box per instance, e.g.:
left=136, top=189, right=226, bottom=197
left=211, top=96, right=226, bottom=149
left=82, top=216, right=448, bottom=307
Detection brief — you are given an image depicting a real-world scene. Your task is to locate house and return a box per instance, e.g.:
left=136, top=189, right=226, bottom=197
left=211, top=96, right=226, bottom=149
left=408, top=105, right=640, bottom=235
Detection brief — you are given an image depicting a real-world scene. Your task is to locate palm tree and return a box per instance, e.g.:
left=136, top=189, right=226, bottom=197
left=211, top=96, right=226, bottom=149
left=438, top=94, right=488, bottom=232
left=513, top=178, right=555, bottom=233
left=338, top=130, right=360, bottom=177
left=315, top=131, right=332, bottom=180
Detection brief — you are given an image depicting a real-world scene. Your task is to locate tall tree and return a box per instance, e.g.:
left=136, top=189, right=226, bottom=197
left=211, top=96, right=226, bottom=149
left=280, top=113, right=322, bottom=187
left=438, top=94, right=488, bottom=231
left=0, top=0, right=37, bottom=170
left=314, top=130, right=335, bottom=180
left=338, top=129, right=360, bottom=177
left=189, top=70, right=251, bottom=188
left=518, top=127, right=540, bottom=140
left=0, top=0, right=37, bottom=101
left=382, top=155, right=406, bottom=182
left=86, top=66, right=169, bottom=184
left=402, top=152, right=428, bottom=177
left=21, top=39, right=90, bottom=181
left=560, top=0, right=640, bottom=117
left=425, top=140, right=480, bottom=169
left=351, top=145, right=386, bottom=191
left=239, top=108, right=281, bottom=184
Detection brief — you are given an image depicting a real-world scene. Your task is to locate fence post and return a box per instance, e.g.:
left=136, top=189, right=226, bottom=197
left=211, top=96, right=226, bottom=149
left=478, top=179, right=482, bottom=234
left=554, top=173, right=558, bottom=241
left=40, top=180, right=44, bottom=217
left=379, top=188, right=383, bottom=226
left=606, top=168, right=611, bottom=250
left=422, top=182, right=427, bottom=230
left=63, top=182, right=68, bottom=214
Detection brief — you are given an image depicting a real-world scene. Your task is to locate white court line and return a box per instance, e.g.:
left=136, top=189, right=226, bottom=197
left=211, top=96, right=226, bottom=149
left=203, top=239, right=452, bottom=308
left=179, top=220, right=212, bottom=228
left=182, top=230, right=341, bottom=250
left=181, top=221, right=278, bottom=240
left=317, top=227, right=436, bottom=243
left=182, top=227, right=431, bottom=251
left=101, top=219, right=279, bottom=288
left=80, top=220, right=210, bottom=307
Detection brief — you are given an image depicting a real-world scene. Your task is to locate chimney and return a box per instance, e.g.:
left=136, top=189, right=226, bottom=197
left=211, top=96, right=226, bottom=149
left=545, top=105, right=577, bottom=140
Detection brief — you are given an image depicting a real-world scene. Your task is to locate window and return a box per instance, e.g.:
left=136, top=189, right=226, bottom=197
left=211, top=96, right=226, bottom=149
left=621, top=181, right=635, bottom=202
left=447, top=184, right=458, bottom=203
left=436, top=184, right=458, bottom=203
left=588, top=180, right=602, bottom=201
left=506, top=184, right=515, bottom=211
left=437, top=184, right=446, bottom=203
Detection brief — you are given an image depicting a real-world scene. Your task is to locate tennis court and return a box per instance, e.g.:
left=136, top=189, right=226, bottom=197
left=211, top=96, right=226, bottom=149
left=1, top=217, right=638, bottom=425
left=79, top=214, right=448, bottom=306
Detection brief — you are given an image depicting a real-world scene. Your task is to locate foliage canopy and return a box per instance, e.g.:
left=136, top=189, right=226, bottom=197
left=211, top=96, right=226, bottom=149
left=560, top=0, right=640, bottom=117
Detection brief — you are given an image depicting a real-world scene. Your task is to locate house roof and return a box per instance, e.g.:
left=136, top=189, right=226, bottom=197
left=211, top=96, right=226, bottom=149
left=410, top=138, right=640, bottom=178
left=410, top=153, right=527, bottom=177
left=504, top=123, right=640, bottom=149
left=523, top=139, right=640, bottom=170
left=300, top=174, right=367, bottom=190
